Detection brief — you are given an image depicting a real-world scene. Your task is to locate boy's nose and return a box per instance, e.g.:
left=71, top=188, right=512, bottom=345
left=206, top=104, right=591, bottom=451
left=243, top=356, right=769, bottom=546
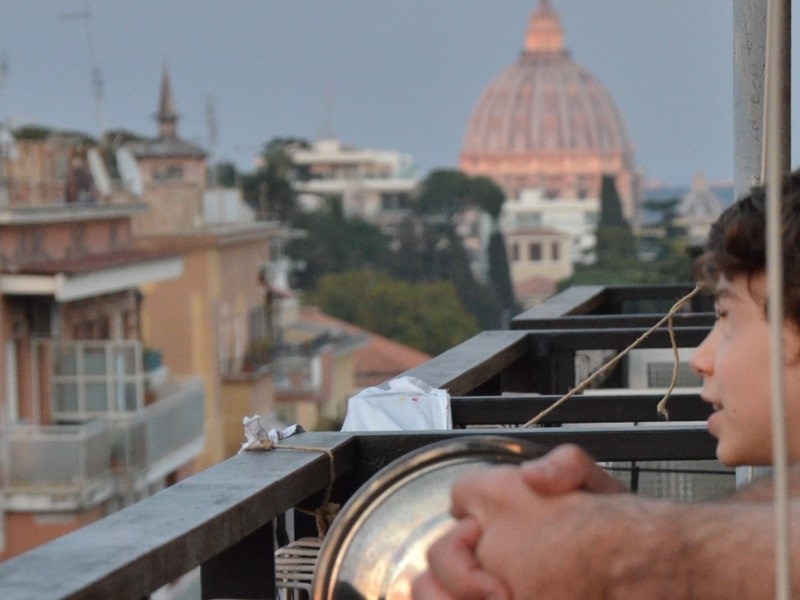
left=690, top=325, right=718, bottom=376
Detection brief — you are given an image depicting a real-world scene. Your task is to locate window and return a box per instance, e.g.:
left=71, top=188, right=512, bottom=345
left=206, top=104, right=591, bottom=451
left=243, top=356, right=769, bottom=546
left=381, top=192, right=410, bottom=211
left=51, top=340, right=144, bottom=420
left=154, top=164, right=185, bottom=182
left=551, top=241, right=560, bottom=261
left=520, top=212, right=542, bottom=227
left=528, top=242, right=542, bottom=261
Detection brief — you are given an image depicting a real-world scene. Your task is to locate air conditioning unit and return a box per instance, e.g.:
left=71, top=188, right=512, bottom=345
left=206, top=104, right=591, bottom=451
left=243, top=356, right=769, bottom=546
left=626, top=347, right=701, bottom=391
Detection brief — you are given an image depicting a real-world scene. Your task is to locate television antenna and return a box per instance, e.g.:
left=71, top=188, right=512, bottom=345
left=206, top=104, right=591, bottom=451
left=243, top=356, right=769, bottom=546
left=58, top=3, right=105, bottom=137
left=206, top=95, right=219, bottom=186
left=0, top=50, right=8, bottom=90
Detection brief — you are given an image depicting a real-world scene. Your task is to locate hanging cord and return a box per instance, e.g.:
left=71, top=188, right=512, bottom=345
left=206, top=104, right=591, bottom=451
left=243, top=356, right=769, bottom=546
left=524, top=285, right=703, bottom=427
left=246, top=440, right=340, bottom=538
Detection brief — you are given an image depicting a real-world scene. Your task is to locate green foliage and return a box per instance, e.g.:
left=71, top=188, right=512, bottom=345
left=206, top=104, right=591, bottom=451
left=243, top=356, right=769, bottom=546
left=308, top=270, right=479, bottom=355
left=209, top=161, right=239, bottom=187
left=599, top=174, right=628, bottom=227
left=416, top=169, right=471, bottom=217
left=242, top=137, right=309, bottom=221
left=415, top=169, right=507, bottom=219
left=487, top=228, right=518, bottom=318
left=560, top=179, right=692, bottom=290
left=596, top=175, right=636, bottom=264
left=470, top=176, right=506, bottom=219
left=287, top=202, right=392, bottom=290
left=103, top=128, right=147, bottom=146
left=412, top=169, right=515, bottom=325
left=386, top=217, right=503, bottom=329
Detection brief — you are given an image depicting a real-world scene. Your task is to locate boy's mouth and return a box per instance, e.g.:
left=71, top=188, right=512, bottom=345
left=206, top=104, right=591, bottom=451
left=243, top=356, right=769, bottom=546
left=712, top=403, right=722, bottom=411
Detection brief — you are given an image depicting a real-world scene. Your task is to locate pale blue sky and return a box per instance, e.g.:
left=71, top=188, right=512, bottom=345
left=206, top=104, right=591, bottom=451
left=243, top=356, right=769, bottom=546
left=0, top=1, right=792, bottom=187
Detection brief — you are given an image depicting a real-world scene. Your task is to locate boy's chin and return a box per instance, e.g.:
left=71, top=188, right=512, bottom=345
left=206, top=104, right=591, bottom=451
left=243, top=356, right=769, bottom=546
left=716, top=445, right=772, bottom=468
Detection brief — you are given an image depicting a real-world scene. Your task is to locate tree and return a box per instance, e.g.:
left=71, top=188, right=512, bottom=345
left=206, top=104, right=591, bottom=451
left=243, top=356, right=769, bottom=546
left=487, top=224, right=517, bottom=322
left=242, top=137, right=309, bottom=222
left=287, top=199, right=392, bottom=290
left=415, top=169, right=471, bottom=217
left=413, top=169, right=517, bottom=324
left=595, top=174, right=637, bottom=265
left=308, top=270, right=479, bottom=355
left=470, top=175, right=506, bottom=219
left=209, top=161, right=239, bottom=188
left=560, top=175, right=692, bottom=290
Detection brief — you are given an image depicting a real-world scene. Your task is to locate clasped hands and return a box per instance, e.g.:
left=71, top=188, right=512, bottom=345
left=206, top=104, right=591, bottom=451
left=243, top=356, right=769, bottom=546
left=412, top=444, right=628, bottom=600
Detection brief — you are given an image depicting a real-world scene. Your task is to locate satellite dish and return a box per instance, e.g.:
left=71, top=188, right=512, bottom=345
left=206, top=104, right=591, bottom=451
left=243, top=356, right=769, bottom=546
left=87, top=147, right=112, bottom=197
left=0, top=126, right=18, bottom=160
left=115, top=147, right=143, bottom=196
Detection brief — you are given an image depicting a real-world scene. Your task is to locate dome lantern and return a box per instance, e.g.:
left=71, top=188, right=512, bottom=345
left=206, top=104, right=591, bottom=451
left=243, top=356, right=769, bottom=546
left=525, top=0, right=565, bottom=54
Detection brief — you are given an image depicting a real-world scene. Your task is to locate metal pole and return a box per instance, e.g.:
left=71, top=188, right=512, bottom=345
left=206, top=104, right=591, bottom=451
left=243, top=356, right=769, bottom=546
left=733, top=0, right=767, bottom=199
left=764, top=0, right=792, bottom=596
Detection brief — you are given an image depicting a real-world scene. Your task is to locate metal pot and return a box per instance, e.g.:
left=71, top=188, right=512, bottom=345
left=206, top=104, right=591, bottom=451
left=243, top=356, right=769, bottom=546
left=312, top=435, right=546, bottom=599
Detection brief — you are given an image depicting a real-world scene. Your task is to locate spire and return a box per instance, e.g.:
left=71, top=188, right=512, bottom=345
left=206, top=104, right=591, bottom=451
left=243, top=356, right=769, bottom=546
left=155, top=63, right=180, bottom=140
left=524, top=0, right=565, bottom=54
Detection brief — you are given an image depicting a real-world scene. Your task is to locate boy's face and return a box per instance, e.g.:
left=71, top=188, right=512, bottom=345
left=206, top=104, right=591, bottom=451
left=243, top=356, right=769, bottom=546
left=691, top=273, right=800, bottom=466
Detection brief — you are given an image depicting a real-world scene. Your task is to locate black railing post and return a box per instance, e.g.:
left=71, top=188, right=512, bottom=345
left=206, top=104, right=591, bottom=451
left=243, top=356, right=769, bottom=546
left=201, top=522, right=275, bottom=600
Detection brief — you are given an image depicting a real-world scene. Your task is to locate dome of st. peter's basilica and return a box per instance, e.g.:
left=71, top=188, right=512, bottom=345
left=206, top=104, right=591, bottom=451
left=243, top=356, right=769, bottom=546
left=460, top=0, right=640, bottom=218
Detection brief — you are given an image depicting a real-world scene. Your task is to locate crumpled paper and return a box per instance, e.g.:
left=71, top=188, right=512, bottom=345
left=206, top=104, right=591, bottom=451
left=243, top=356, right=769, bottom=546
left=341, top=375, right=451, bottom=431
left=238, top=415, right=303, bottom=454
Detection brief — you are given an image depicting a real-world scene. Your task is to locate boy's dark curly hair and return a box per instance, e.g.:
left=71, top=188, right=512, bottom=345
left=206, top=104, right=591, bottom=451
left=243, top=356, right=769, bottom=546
left=695, top=171, right=800, bottom=324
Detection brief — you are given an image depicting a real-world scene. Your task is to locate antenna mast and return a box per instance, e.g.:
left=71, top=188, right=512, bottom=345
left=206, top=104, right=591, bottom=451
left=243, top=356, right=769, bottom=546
left=206, top=95, right=219, bottom=186
left=59, top=3, right=105, bottom=138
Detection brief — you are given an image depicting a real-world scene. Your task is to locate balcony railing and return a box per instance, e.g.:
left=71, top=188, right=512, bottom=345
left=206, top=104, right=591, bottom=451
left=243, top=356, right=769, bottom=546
left=0, top=419, right=114, bottom=512
left=1, top=377, right=204, bottom=512
left=0, top=283, right=723, bottom=599
left=109, top=377, right=205, bottom=486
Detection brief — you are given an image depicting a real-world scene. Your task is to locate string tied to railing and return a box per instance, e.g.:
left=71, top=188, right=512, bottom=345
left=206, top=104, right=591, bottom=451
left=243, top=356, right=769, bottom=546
left=239, top=420, right=340, bottom=538
left=524, top=285, right=704, bottom=427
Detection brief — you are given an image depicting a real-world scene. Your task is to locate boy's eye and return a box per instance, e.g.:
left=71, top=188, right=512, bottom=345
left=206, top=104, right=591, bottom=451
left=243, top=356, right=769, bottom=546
left=714, top=308, right=728, bottom=320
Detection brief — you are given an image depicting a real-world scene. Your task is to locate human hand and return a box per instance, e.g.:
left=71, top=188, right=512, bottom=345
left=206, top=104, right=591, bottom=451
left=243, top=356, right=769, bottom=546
left=412, top=445, right=626, bottom=600
left=519, top=443, right=629, bottom=495
left=445, top=465, right=604, bottom=599
left=411, top=517, right=509, bottom=600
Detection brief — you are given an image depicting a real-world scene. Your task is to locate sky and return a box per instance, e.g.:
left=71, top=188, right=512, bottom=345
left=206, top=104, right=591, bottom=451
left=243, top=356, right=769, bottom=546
left=0, top=1, right=795, bottom=187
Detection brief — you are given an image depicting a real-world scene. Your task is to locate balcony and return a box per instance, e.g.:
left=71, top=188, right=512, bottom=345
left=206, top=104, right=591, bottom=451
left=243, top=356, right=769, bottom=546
left=1, top=376, right=204, bottom=512
left=0, top=283, right=722, bottom=598
left=0, top=419, right=114, bottom=512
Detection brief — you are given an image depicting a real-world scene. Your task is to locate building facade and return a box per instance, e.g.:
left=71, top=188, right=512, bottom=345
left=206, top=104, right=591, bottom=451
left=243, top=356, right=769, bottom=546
left=288, top=137, right=419, bottom=235
left=0, top=137, right=204, bottom=561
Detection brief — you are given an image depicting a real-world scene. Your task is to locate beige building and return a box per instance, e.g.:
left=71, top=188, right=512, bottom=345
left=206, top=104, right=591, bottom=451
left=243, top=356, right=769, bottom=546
left=137, top=224, right=282, bottom=464
left=506, top=226, right=572, bottom=292
left=127, top=66, right=289, bottom=465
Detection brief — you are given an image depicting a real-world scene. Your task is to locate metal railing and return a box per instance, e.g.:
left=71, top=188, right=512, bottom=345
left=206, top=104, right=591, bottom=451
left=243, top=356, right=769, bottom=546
left=109, top=377, right=205, bottom=473
left=1, top=377, right=204, bottom=511
left=1, top=419, right=112, bottom=490
left=0, top=283, right=724, bottom=599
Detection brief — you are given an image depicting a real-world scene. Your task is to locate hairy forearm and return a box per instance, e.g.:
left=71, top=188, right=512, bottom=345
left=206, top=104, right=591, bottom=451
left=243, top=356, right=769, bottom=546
left=727, top=464, right=800, bottom=501
left=595, top=494, right=800, bottom=599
